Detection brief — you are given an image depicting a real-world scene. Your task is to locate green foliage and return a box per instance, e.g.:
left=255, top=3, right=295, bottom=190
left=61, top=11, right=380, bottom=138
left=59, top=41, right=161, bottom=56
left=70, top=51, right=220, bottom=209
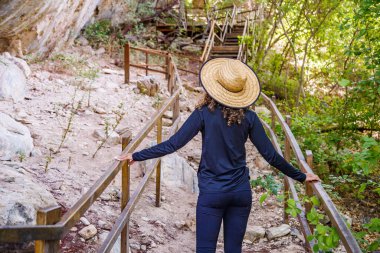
left=84, top=20, right=113, bottom=48
left=250, top=175, right=282, bottom=195
left=355, top=218, right=380, bottom=252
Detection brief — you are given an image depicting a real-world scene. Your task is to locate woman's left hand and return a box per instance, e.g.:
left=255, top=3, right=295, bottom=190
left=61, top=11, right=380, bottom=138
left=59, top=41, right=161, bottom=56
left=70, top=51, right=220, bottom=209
left=305, top=172, right=320, bottom=182
left=114, top=153, right=135, bottom=165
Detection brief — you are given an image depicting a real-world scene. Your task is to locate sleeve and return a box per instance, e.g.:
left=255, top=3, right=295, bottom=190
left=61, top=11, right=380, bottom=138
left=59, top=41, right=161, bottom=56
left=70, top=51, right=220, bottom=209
left=132, top=109, right=202, bottom=161
left=248, top=112, right=306, bottom=183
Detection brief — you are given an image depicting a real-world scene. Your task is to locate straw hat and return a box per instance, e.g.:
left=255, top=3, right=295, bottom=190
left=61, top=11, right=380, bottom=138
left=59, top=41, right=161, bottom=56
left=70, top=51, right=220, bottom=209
left=199, top=58, right=261, bottom=108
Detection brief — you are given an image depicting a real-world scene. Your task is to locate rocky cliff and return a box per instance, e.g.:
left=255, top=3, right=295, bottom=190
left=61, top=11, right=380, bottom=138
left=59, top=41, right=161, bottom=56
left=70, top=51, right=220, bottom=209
left=0, top=0, right=136, bottom=57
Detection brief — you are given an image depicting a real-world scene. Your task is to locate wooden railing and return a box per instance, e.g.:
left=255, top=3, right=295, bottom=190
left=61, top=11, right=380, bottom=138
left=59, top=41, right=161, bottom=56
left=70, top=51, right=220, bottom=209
left=0, top=45, right=183, bottom=253
left=260, top=94, right=362, bottom=253
left=201, top=5, right=237, bottom=62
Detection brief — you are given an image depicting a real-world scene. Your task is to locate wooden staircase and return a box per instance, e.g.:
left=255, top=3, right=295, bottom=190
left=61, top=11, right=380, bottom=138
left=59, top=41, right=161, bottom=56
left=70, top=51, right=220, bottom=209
left=210, top=25, right=244, bottom=59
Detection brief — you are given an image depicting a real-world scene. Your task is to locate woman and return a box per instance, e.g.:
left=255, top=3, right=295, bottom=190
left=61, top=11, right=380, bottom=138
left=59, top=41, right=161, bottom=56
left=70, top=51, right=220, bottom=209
left=116, top=58, right=320, bottom=253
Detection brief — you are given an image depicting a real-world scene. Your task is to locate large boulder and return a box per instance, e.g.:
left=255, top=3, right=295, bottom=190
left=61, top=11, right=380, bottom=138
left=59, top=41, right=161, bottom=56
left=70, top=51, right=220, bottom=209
left=0, top=0, right=138, bottom=56
left=161, top=153, right=199, bottom=193
left=0, top=112, right=34, bottom=160
left=0, top=54, right=27, bottom=101
left=0, top=165, right=57, bottom=226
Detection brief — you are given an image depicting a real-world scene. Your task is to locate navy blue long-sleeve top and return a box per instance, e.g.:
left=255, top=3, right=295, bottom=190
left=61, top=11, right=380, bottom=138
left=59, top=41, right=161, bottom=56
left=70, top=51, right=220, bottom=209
left=132, top=105, right=306, bottom=193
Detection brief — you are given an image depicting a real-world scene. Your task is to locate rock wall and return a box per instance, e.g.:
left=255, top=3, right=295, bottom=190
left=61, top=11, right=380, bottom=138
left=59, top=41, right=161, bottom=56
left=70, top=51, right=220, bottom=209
left=0, top=0, right=137, bottom=57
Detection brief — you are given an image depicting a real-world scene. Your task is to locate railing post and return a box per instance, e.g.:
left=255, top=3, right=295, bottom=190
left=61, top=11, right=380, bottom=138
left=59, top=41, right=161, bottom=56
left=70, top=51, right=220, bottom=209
left=271, top=95, right=276, bottom=130
left=283, top=115, right=292, bottom=224
left=284, top=115, right=291, bottom=161
left=156, top=116, right=163, bottom=207
left=124, top=43, right=130, bottom=84
left=305, top=150, right=314, bottom=233
left=165, top=54, right=170, bottom=80
left=173, top=92, right=180, bottom=122
left=35, top=205, right=61, bottom=253
left=145, top=51, right=148, bottom=76
left=121, top=131, right=132, bottom=253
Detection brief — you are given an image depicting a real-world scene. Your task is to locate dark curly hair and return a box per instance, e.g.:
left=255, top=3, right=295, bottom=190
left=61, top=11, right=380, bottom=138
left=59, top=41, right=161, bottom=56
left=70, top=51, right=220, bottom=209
left=196, top=93, right=246, bottom=126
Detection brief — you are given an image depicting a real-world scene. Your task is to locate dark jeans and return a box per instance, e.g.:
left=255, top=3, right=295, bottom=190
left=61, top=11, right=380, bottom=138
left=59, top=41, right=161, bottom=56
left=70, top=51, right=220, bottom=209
left=196, top=190, right=252, bottom=253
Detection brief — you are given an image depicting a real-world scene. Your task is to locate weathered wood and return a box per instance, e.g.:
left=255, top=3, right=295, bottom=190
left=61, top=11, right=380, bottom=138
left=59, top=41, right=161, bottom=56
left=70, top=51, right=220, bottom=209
left=305, top=150, right=314, bottom=233
left=35, top=206, right=61, bottom=253
left=124, top=43, right=130, bottom=84
left=121, top=132, right=132, bottom=253
left=156, top=117, right=163, bottom=207
left=129, top=64, right=167, bottom=74
left=145, top=51, right=148, bottom=76
left=271, top=95, right=276, bottom=130
left=284, top=115, right=291, bottom=162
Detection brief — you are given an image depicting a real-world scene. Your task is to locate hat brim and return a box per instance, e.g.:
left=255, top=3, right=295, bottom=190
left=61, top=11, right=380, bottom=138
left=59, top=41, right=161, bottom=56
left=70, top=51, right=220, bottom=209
left=199, top=58, right=261, bottom=109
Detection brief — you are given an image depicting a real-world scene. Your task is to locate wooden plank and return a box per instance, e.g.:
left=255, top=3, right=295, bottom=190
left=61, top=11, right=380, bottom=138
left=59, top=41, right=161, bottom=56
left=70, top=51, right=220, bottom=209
left=156, top=117, right=163, bottom=207
left=124, top=43, right=130, bottom=84
left=121, top=133, right=132, bottom=253
left=0, top=225, right=62, bottom=242
left=35, top=206, right=61, bottom=253
left=129, top=64, right=167, bottom=74
left=212, top=46, right=239, bottom=51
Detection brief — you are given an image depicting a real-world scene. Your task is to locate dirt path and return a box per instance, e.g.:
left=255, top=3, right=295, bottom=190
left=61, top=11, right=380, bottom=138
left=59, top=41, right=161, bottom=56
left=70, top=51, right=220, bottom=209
left=1, top=45, right=311, bottom=252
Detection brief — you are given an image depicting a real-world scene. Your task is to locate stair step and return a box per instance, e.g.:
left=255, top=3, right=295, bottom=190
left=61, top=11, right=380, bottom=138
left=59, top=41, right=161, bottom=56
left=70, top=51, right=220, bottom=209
left=210, top=54, right=238, bottom=59
left=212, top=46, right=239, bottom=52
left=226, top=33, right=242, bottom=37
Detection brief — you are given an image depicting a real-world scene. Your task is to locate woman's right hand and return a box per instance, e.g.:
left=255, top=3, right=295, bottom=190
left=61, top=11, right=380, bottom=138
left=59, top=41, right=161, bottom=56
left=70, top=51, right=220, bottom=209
left=305, top=172, right=320, bottom=182
left=114, top=153, right=135, bottom=165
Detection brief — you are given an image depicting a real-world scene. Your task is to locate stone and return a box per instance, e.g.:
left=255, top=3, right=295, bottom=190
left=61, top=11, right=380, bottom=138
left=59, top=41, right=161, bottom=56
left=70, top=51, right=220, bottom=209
left=170, top=37, right=193, bottom=51
left=70, top=226, right=78, bottom=232
left=136, top=76, right=160, bottom=97
left=0, top=55, right=26, bottom=101
left=290, top=227, right=304, bottom=243
left=141, top=245, right=147, bottom=251
left=95, top=47, right=106, bottom=55
left=245, top=226, right=266, bottom=242
left=80, top=217, right=91, bottom=226
left=161, top=153, right=199, bottom=193
left=98, top=219, right=112, bottom=230
left=2, top=52, right=31, bottom=77
left=0, top=165, right=57, bottom=226
left=76, top=36, right=89, bottom=46
left=266, top=224, right=291, bottom=240
left=0, top=112, right=34, bottom=160
left=78, top=224, right=97, bottom=240
left=182, top=44, right=202, bottom=54
left=92, top=129, right=120, bottom=145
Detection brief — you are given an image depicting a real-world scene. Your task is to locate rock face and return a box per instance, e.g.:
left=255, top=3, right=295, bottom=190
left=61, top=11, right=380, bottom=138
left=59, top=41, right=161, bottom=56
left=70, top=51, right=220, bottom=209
left=0, top=112, right=34, bottom=160
left=0, top=0, right=137, bottom=56
left=161, top=153, right=199, bottom=193
left=0, top=54, right=29, bottom=101
left=0, top=165, right=57, bottom=225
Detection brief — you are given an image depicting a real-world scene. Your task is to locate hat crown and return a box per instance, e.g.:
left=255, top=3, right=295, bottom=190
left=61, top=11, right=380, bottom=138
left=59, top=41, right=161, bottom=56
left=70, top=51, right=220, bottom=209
left=216, top=60, right=247, bottom=93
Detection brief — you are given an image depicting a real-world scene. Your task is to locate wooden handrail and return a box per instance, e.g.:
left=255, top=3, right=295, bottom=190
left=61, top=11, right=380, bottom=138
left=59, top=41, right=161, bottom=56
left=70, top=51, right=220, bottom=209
left=260, top=93, right=362, bottom=253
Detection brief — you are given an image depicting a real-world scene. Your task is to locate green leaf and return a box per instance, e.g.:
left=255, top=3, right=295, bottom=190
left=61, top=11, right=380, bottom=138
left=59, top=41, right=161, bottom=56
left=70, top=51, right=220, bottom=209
left=338, top=79, right=351, bottom=87
left=312, top=244, right=319, bottom=253
left=310, top=196, right=320, bottom=207
left=307, top=235, right=315, bottom=241
left=259, top=193, right=268, bottom=206
left=368, top=241, right=380, bottom=251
